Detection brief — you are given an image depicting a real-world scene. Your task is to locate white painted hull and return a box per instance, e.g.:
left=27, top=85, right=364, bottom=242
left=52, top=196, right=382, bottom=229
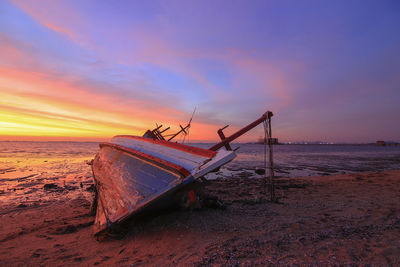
left=92, top=135, right=236, bottom=234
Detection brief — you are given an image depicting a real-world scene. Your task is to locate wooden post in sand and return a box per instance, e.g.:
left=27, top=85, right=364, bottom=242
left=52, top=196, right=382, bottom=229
left=267, top=114, right=276, bottom=202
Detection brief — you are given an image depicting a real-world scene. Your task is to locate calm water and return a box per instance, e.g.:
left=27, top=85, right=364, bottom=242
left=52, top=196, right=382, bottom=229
left=193, top=143, right=400, bottom=178
left=0, top=141, right=399, bottom=207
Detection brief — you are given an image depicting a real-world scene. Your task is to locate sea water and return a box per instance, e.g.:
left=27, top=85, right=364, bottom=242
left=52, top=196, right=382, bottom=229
left=0, top=141, right=399, bottom=207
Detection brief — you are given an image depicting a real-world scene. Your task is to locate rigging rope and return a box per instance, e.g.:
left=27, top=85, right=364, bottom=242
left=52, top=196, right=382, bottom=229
left=263, top=120, right=268, bottom=195
left=182, top=125, right=189, bottom=144
left=263, top=117, right=276, bottom=202
left=182, top=107, right=196, bottom=144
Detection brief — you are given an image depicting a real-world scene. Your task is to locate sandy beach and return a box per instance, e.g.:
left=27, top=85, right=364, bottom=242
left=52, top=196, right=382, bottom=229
left=1, top=169, right=399, bottom=266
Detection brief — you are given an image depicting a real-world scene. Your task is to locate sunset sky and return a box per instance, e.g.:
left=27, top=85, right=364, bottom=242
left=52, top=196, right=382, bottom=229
left=1, top=0, right=399, bottom=143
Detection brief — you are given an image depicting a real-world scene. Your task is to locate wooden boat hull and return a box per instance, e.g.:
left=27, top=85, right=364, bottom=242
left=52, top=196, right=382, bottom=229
left=92, top=136, right=236, bottom=235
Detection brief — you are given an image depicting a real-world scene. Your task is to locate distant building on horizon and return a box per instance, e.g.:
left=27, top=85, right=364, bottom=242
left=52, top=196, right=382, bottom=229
left=376, top=140, right=399, bottom=146
left=257, top=137, right=279, bottom=145
left=376, top=140, right=386, bottom=146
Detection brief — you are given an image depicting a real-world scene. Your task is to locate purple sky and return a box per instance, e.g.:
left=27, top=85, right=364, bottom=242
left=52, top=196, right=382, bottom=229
left=1, top=0, right=399, bottom=142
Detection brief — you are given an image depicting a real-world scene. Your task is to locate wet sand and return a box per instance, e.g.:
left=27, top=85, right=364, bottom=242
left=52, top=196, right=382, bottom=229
left=1, top=170, right=399, bottom=266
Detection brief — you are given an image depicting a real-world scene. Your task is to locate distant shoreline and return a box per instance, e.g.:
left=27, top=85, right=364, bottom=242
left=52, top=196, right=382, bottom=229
left=0, top=140, right=399, bottom=146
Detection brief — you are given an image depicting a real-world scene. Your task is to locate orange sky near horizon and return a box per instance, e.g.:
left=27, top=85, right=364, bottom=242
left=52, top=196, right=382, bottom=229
left=0, top=76, right=228, bottom=142
left=0, top=67, right=250, bottom=142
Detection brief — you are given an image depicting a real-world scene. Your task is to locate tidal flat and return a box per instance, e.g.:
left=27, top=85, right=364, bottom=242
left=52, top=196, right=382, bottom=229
left=0, top=141, right=399, bottom=265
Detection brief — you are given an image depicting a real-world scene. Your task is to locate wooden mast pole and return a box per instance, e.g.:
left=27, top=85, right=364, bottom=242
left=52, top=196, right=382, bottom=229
left=209, top=111, right=273, bottom=151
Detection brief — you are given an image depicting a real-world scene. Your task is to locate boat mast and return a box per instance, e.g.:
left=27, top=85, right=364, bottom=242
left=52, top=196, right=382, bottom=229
left=166, top=107, right=196, bottom=141
left=209, top=111, right=273, bottom=151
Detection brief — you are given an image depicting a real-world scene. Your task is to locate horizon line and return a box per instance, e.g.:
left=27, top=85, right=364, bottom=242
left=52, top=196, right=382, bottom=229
left=0, top=139, right=396, bottom=145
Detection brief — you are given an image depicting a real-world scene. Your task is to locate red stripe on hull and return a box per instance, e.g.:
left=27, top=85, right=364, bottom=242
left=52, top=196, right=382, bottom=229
left=99, top=142, right=191, bottom=177
left=113, top=135, right=217, bottom=158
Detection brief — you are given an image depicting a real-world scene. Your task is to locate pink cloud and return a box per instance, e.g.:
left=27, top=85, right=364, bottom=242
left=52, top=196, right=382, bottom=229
left=11, top=0, right=86, bottom=44
left=9, top=1, right=299, bottom=113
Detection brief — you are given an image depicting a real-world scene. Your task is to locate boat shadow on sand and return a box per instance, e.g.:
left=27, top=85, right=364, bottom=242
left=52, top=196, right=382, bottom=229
left=93, top=177, right=309, bottom=241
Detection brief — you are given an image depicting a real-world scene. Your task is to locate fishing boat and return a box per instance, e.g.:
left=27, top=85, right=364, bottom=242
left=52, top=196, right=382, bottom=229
left=91, top=111, right=273, bottom=235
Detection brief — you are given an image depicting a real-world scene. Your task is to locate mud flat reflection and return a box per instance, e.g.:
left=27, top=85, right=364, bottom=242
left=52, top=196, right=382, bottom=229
left=0, top=142, right=98, bottom=210
left=0, top=142, right=399, bottom=209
